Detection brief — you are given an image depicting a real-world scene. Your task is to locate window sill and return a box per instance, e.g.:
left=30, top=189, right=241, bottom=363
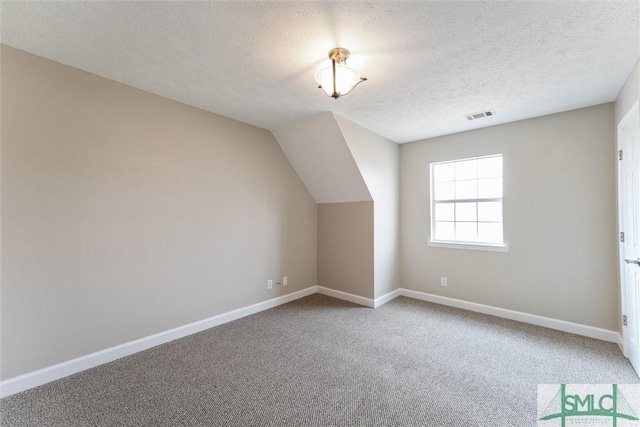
left=427, top=240, right=509, bottom=252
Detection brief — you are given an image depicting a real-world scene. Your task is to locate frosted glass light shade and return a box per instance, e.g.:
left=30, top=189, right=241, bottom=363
left=314, top=64, right=361, bottom=97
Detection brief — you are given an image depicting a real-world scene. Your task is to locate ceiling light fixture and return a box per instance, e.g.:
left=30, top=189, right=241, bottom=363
left=314, top=47, right=367, bottom=99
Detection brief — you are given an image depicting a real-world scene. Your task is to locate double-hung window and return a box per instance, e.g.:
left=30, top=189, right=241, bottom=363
left=429, top=154, right=507, bottom=251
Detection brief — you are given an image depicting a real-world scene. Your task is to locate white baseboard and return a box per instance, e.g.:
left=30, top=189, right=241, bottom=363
left=399, top=289, right=620, bottom=343
left=374, top=289, right=401, bottom=308
left=315, top=287, right=401, bottom=309
left=1, top=285, right=623, bottom=398
left=615, top=333, right=624, bottom=354
left=316, top=286, right=374, bottom=308
left=0, top=286, right=317, bottom=399
left=317, top=286, right=400, bottom=308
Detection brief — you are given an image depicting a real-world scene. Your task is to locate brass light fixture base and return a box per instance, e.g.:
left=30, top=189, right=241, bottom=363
left=328, top=47, right=350, bottom=64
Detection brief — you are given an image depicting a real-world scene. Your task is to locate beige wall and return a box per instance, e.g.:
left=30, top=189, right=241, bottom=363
left=1, top=46, right=317, bottom=379
left=318, top=202, right=374, bottom=298
left=400, top=104, right=618, bottom=331
left=274, top=112, right=399, bottom=300
left=334, top=115, right=400, bottom=298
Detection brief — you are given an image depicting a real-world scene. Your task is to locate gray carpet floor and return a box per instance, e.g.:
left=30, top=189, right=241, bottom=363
left=1, top=294, right=637, bottom=426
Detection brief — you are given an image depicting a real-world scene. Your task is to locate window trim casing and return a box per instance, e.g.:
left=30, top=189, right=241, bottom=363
left=428, top=154, right=509, bottom=252
left=427, top=240, right=509, bottom=252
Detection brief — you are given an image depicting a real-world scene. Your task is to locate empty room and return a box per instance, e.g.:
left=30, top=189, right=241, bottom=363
left=1, top=1, right=640, bottom=426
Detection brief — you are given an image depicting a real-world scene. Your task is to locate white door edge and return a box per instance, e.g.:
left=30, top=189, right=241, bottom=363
left=617, top=99, right=640, bottom=374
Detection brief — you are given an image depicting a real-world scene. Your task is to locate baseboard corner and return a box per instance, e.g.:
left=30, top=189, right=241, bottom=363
left=615, top=332, right=624, bottom=354
left=316, top=286, right=375, bottom=308
left=374, top=289, right=401, bottom=308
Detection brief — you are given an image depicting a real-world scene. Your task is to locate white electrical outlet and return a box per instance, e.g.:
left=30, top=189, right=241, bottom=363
left=267, top=280, right=273, bottom=290
left=440, top=277, right=448, bottom=287
left=283, top=276, right=288, bottom=286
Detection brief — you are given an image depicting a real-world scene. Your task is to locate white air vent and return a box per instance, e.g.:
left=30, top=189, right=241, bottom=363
left=465, top=110, right=495, bottom=121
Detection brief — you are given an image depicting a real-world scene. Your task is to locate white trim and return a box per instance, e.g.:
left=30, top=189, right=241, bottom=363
left=615, top=332, right=624, bottom=354
left=316, top=286, right=374, bottom=308
left=428, top=241, right=509, bottom=252
left=429, top=154, right=505, bottom=248
left=373, top=289, right=401, bottom=308
left=1, top=285, right=622, bottom=398
left=399, top=289, right=620, bottom=343
left=617, top=99, right=640, bottom=367
left=0, top=286, right=318, bottom=398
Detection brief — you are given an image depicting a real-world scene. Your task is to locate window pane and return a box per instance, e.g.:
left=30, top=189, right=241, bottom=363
left=430, top=155, right=504, bottom=246
left=455, top=159, right=477, bottom=181
left=477, top=156, right=502, bottom=178
left=433, top=163, right=455, bottom=182
left=478, top=178, right=502, bottom=198
left=434, top=221, right=455, bottom=241
left=478, top=201, right=502, bottom=222
left=434, top=182, right=454, bottom=201
left=455, top=180, right=477, bottom=199
left=456, top=222, right=477, bottom=242
left=455, top=202, right=477, bottom=221
left=434, top=203, right=454, bottom=221
left=478, top=222, right=503, bottom=244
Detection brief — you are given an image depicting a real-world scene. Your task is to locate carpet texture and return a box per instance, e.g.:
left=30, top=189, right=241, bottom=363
left=1, top=294, right=637, bottom=426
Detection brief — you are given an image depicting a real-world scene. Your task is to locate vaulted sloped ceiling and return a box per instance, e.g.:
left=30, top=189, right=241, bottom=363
left=271, top=113, right=371, bottom=204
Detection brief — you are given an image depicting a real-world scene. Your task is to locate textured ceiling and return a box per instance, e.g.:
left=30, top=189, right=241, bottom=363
left=1, top=1, right=638, bottom=143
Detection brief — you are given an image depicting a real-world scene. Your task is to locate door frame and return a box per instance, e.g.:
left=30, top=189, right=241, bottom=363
left=618, top=99, right=640, bottom=360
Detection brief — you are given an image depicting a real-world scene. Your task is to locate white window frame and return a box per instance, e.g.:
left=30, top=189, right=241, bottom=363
left=428, top=154, right=508, bottom=252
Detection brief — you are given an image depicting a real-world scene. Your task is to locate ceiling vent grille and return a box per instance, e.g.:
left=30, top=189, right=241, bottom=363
left=465, top=110, right=495, bottom=121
